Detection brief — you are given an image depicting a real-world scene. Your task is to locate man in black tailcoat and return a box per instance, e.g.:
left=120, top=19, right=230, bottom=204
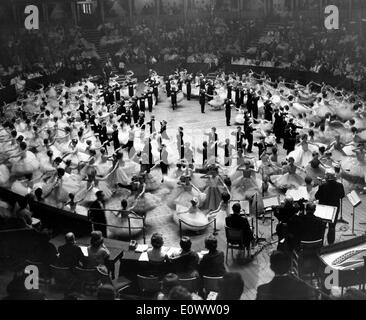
left=199, top=89, right=206, bottom=113
left=186, top=76, right=192, bottom=100
left=224, top=99, right=233, bottom=126
left=89, top=191, right=107, bottom=237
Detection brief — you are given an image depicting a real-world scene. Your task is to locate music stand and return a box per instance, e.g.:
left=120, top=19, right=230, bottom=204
left=336, top=175, right=348, bottom=224
left=252, top=192, right=266, bottom=244
left=344, top=190, right=362, bottom=237
left=262, top=195, right=280, bottom=238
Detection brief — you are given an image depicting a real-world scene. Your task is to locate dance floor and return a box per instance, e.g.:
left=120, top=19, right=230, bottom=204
left=1, top=84, right=365, bottom=300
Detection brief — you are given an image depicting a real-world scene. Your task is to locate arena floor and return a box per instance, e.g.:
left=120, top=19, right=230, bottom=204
left=1, top=85, right=366, bottom=300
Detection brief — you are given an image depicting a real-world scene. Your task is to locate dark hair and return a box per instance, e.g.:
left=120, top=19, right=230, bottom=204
left=151, top=233, right=164, bottom=249
left=161, top=273, right=179, bottom=295
left=205, top=234, right=218, bottom=252
left=180, top=236, right=192, bottom=252
left=270, top=251, right=291, bottom=275
left=218, top=272, right=244, bottom=300
left=168, top=286, right=192, bottom=300
left=221, top=192, right=231, bottom=203
left=121, top=199, right=128, bottom=209
left=34, top=188, right=43, bottom=199
left=232, top=203, right=241, bottom=215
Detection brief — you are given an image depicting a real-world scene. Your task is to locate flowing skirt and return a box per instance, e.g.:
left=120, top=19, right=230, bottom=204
left=132, top=193, right=160, bottom=215
left=173, top=207, right=210, bottom=231
left=271, top=173, right=305, bottom=190
left=201, top=186, right=222, bottom=211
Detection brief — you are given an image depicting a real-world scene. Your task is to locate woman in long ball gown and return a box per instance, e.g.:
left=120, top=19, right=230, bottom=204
left=173, top=198, right=210, bottom=232
left=200, top=166, right=229, bottom=212
left=74, top=164, right=114, bottom=206
left=270, top=157, right=306, bottom=190
left=128, top=175, right=160, bottom=216
left=8, top=142, right=40, bottom=177
left=207, top=192, right=231, bottom=230
left=305, top=152, right=328, bottom=186
left=288, top=137, right=318, bottom=167
left=232, top=159, right=262, bottom=192
left=106, top=199, right=145, bottom=239
left=167, top=173, right=206, bottom=209
left=340, top=146, right=366, bottom=188
left=105, top=152, right=131, bottom=188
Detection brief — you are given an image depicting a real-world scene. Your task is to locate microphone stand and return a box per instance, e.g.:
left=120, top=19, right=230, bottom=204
left=254, top=192, right=266, bottom=244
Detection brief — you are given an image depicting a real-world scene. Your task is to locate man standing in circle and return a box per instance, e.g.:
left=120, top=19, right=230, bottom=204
left=315, top=169, right=345, bottom=245
left=199, top=89, right=206, bottom=114
left=225, top=98, right=233, bottom=126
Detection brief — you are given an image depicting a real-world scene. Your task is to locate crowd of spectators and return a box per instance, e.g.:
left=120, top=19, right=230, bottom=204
left=98, top=17, right=262, bottom=67
left=0, top=24, right=100, bottom=87
left=234, top=17, right=366, bottom=83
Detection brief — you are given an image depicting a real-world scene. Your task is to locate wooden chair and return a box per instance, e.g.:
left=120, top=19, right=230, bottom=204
left=179, top=277, right=200, bottom=293
left=202, top=275, right=223, bottom=298
left=137, top=274, right=161, bottom=296
left=225, top=227, right=249, bottom=264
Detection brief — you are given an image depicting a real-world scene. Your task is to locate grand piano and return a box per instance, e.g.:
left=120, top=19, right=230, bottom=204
left=319, top=235, right=366, bottom=294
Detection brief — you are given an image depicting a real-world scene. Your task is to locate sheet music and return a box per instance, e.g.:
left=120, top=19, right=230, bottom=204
left=286, top=187, right=309, bottom=201
left=135, top=244, right=148, bottom=253
left=138, top=251, right=149, bottom=262
left=80, top=246, right=88, bottom=257
left=263, top=196, right=280, bottom=208
left=347, top=190, right=361, bottom=207
left=314, top=205, right=337, bottom=223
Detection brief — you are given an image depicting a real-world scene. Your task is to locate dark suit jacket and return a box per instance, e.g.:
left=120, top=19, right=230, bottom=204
left=58, top=243, right=85, bottom=268
left=198, top=251, right=226, bottom=277
left=89, top=200, right=107, bottom=225
left=256, top=275, right=313, bottom=300
left=171, top=250, right=199, bottom=277
left=225, top=214, right=253, bottom=247
left=315, top=180, right=345, bottom=209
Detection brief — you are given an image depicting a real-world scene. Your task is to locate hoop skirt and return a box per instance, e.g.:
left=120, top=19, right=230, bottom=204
left=288, top=144, right=318, bottom=167
left=130, top=193, right=160, bottom=215
left=144, top=171, right=161, bottom=192
left=167, top=185, right=206, bottom=209
left=11, top=151, right=40, bottom=176
left=105, top=211, right=144, bottom=239
left=173, top=206, right=210, bottom=232
left=271, top=172, right=305, bottom=190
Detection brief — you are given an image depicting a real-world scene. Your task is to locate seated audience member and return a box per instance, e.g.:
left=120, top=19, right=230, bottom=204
left=170, top=236, right=199, bottom=278
left=31, top=229, right=58, bottom=266
left=256, top=250, right=313, bottom=300
left=168, top=285, right=193, bottom=300
left=147, top=233, right=167, bottom=262
left=97, top=284, right=117, bottom=300
left=86, top=231, right=110, bottom=272
left=157, top=273, right=180, bottom=300
left=198, top=235, right=226, bottom=277
left=57, top=232, right=85, bottom=268
left=217, top=272, right=244, bottom=300
left=225, top=203, right=253, bottom=255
